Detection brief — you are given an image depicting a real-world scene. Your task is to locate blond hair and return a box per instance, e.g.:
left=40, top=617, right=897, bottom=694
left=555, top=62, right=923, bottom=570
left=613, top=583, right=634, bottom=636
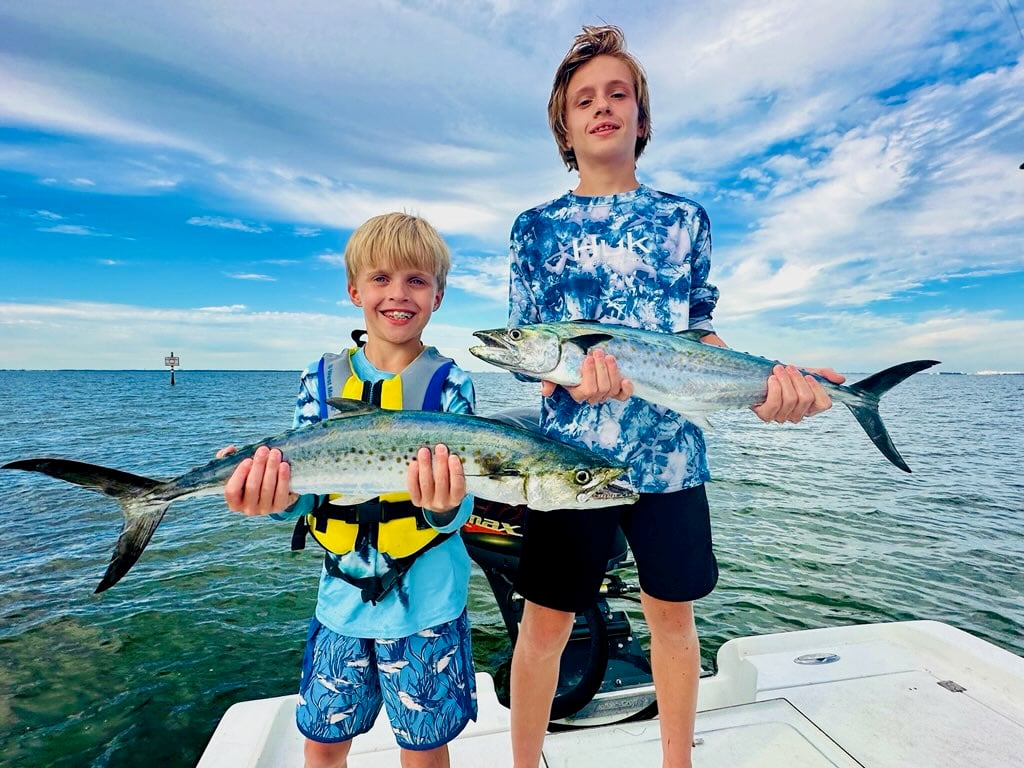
left=547, top=25, right=652, bottom=171
left=344, top=213, right=451, bottom=291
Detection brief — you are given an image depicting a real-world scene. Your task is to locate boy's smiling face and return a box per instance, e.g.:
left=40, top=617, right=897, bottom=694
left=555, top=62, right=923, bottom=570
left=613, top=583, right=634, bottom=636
left=348, top=266, right=442, bottom=353
left=563, top=54, right=644, bottom=170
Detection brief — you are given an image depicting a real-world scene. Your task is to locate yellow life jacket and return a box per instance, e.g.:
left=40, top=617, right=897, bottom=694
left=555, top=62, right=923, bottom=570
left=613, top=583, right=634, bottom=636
left=295, top=343, right=455, bottom=592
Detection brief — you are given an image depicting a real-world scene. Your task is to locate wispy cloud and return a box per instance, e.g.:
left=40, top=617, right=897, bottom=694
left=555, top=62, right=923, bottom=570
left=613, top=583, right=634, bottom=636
left=187, top=216, right=271, bottom=233
left=226, top=272, right=276, bottom=282
left=37, top=224, right=111, bottom=237
left=317, top=251, right=346, bottom=267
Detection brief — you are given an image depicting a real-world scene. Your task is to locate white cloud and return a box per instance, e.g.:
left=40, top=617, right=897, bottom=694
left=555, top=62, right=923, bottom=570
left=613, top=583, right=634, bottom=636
left=226, top=272, right=276, bottom=282
left=0, top=299, right=1019, bottom=373
left=716, top=59, right=1024, bottom=317
left=187, top=216, right=271, bottom=233
left=0, top=0, right=1021, bottom=375
left=37, top=224, right=111, bottom=237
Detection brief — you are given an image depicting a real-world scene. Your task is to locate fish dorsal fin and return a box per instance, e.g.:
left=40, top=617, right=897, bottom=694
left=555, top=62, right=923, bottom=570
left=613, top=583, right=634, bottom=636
left=674, top=329, right=712, bottom=342
left=325, top=397, right=379, bottom=415
left=568, top=333, right=614, bottom=353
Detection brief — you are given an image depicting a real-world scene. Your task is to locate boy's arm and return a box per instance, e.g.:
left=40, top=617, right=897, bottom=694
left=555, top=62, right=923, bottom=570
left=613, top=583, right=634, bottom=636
left=508, top=216, right=542, bottom=328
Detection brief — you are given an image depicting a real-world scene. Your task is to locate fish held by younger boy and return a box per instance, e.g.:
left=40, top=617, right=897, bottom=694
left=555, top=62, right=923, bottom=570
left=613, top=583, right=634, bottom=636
left=470, top=320, right=939, bottom=473
left=1, top=399, right=636, bottom=593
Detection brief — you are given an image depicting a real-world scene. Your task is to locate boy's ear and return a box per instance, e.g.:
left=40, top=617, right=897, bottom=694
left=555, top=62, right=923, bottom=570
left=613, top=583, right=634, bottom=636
left=432, top=290, right=443, bottom=311
left=347, top=283, right=362, bottom=306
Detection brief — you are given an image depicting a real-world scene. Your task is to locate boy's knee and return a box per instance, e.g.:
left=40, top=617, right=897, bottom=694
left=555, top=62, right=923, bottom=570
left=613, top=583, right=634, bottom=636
left=642, top=595, right=696, bottom=635
left=304, top=738, right=351, bottom=768
left=518, top=602, right=576, bottom=655
left=400, top=744, right=450, bottom=768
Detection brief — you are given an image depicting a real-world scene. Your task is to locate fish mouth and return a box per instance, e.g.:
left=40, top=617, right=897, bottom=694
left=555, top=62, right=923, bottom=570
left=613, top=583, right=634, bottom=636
left=577, top=478, right=638, bottom=504
left=470, top=330, right=522, bottom=368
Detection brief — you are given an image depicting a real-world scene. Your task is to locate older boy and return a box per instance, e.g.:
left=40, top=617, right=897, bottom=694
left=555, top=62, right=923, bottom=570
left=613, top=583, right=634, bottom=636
left=221, top=213, right=477, bottom=768
left=506, top=26, right=844, bottom=768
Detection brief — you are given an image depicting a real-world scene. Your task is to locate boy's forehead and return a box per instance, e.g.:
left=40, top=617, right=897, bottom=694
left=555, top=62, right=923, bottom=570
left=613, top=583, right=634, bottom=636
left=357, top=262, right=436, bottom=278
left=568, top=55, right=634, bottom=91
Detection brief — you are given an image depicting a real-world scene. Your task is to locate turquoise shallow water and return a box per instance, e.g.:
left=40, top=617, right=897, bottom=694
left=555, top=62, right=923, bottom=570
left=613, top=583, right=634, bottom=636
left=0, top=369, right=1021, bottom=767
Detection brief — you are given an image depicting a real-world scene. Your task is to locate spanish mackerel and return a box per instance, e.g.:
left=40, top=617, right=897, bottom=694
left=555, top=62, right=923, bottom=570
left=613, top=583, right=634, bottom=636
left=2, top=399, right=635, bottom=592
left=470, top=321, right=939, bottom=473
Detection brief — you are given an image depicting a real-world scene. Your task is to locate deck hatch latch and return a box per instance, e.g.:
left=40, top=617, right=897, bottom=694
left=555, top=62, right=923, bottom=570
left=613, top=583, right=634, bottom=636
left=794, top=652, right=840, bottom=665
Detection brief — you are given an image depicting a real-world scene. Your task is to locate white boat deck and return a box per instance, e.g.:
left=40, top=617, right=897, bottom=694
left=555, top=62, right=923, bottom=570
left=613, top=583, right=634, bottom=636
left=197, top=620, right=1024, bottom=767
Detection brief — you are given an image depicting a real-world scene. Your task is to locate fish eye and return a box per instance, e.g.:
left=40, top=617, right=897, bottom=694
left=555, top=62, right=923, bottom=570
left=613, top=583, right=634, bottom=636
left=574, top=469, right=591, bottom=485
left=509, top=329, right=523, bottom=340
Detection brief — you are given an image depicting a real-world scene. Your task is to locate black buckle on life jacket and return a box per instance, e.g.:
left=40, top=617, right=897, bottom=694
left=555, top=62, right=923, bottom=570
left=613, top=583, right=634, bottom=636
left=321, top=530, right=455, bottom=604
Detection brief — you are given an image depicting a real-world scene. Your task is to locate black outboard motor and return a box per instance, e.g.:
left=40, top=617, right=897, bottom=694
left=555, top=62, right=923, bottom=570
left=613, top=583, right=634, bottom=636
left=460, top=408, right=657, bottom=728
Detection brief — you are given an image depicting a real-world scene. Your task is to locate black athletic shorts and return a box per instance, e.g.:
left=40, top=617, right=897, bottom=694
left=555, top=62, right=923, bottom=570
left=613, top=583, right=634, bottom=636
left=514, top=484, right=718, bottom=614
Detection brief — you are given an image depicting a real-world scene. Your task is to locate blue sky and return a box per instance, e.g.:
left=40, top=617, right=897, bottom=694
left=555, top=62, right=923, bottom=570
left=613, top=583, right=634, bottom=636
left=1, top=0, right=1022, bottom=373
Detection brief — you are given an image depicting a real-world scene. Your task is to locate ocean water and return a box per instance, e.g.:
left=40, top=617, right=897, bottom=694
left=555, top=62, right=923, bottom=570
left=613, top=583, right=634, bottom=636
left=0, top=369, right=1021, bottom=767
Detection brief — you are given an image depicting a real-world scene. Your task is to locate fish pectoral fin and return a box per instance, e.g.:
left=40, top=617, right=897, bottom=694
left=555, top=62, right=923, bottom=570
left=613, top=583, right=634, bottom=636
left=325, top=398, right=379, bottom=415
left=684, top=412, right=714, bottom=431
left=674, top=329, right=712, bottom=342
left=568, top=333, right=614, bottom=353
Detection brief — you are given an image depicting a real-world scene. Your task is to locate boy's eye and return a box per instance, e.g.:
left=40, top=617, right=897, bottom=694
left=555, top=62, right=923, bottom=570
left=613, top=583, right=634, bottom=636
left=577, top=98, right=592, bottom=108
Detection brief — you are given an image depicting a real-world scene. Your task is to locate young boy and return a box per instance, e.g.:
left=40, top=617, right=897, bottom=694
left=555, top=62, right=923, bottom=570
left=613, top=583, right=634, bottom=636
left=220, top=212, right=478, bottom=768
left=506, top=26, right=844, bottom=768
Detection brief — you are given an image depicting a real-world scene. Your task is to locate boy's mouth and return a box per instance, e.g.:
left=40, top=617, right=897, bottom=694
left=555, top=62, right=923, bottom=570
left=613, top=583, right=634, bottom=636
left=382, top=310, right=415, bottom=321
left=590, top=121, right=618, bottom=135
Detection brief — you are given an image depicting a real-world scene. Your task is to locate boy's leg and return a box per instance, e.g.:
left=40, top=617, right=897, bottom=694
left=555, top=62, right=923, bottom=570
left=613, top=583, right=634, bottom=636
left=304, top=738, right=353, bottom=768
left=399, top=744, right=450, bottom=767
left=622, top=485, right=718, bottom=768
left=509, top=601, right=575, bottom=768
left=640, top=594, right=700, bottom=768
left=510, top=505, right=622, bottom=768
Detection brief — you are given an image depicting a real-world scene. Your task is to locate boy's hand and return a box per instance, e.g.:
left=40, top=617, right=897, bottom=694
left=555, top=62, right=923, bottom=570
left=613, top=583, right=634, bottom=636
left=408, top=444, right=466, bottom=515
left=541, top=348, right=634, bottom=404
left=753, top=365, right=846, bottom=424
left=218, top=445, right=297, bottom=516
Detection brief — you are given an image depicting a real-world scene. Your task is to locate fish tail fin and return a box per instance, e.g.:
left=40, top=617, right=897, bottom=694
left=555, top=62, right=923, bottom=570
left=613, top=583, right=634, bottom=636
left=2, top=458, right=169, bottom=592
left=843, top=360, right=940, bottom=472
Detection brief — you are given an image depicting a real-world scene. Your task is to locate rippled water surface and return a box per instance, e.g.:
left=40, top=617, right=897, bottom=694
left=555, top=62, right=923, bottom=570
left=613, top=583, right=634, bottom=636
left=1, top=369, right=1021, bottom=767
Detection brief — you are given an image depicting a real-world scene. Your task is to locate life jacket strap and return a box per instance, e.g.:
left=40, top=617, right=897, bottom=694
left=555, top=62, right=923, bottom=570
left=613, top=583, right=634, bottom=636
left=322, top=530, right=455, bottom=604
left=310, top=499, right=429, bottom=529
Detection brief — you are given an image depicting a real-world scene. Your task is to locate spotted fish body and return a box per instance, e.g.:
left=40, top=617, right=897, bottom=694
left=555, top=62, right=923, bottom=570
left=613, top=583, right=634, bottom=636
left=470, top=321, right=939, bottom=473
left=2, top=400, right=635, bottom=592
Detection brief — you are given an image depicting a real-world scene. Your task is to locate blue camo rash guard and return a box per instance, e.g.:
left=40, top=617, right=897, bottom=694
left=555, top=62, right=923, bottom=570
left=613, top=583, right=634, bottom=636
left=276, top=346, right=477, bottom=638
left=509, top=185, right=719, bottom=493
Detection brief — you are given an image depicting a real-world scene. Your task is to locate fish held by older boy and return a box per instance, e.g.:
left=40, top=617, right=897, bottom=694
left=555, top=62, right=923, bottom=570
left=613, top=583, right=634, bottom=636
left=470, top=320, right=939, bottom=473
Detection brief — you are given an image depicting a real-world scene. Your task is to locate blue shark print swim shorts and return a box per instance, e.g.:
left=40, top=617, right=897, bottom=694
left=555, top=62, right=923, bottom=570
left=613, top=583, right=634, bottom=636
left=295, top=610, right=478, bottom=749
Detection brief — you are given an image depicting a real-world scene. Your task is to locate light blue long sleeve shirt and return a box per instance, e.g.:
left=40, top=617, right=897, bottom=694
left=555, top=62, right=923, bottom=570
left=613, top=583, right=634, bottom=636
left=279, top=347, right=476, bottom=638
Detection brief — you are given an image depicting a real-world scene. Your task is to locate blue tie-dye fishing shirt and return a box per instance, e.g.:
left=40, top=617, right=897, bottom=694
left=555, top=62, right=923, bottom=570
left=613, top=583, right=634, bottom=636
left=508, top=185, right=719, bottom=493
